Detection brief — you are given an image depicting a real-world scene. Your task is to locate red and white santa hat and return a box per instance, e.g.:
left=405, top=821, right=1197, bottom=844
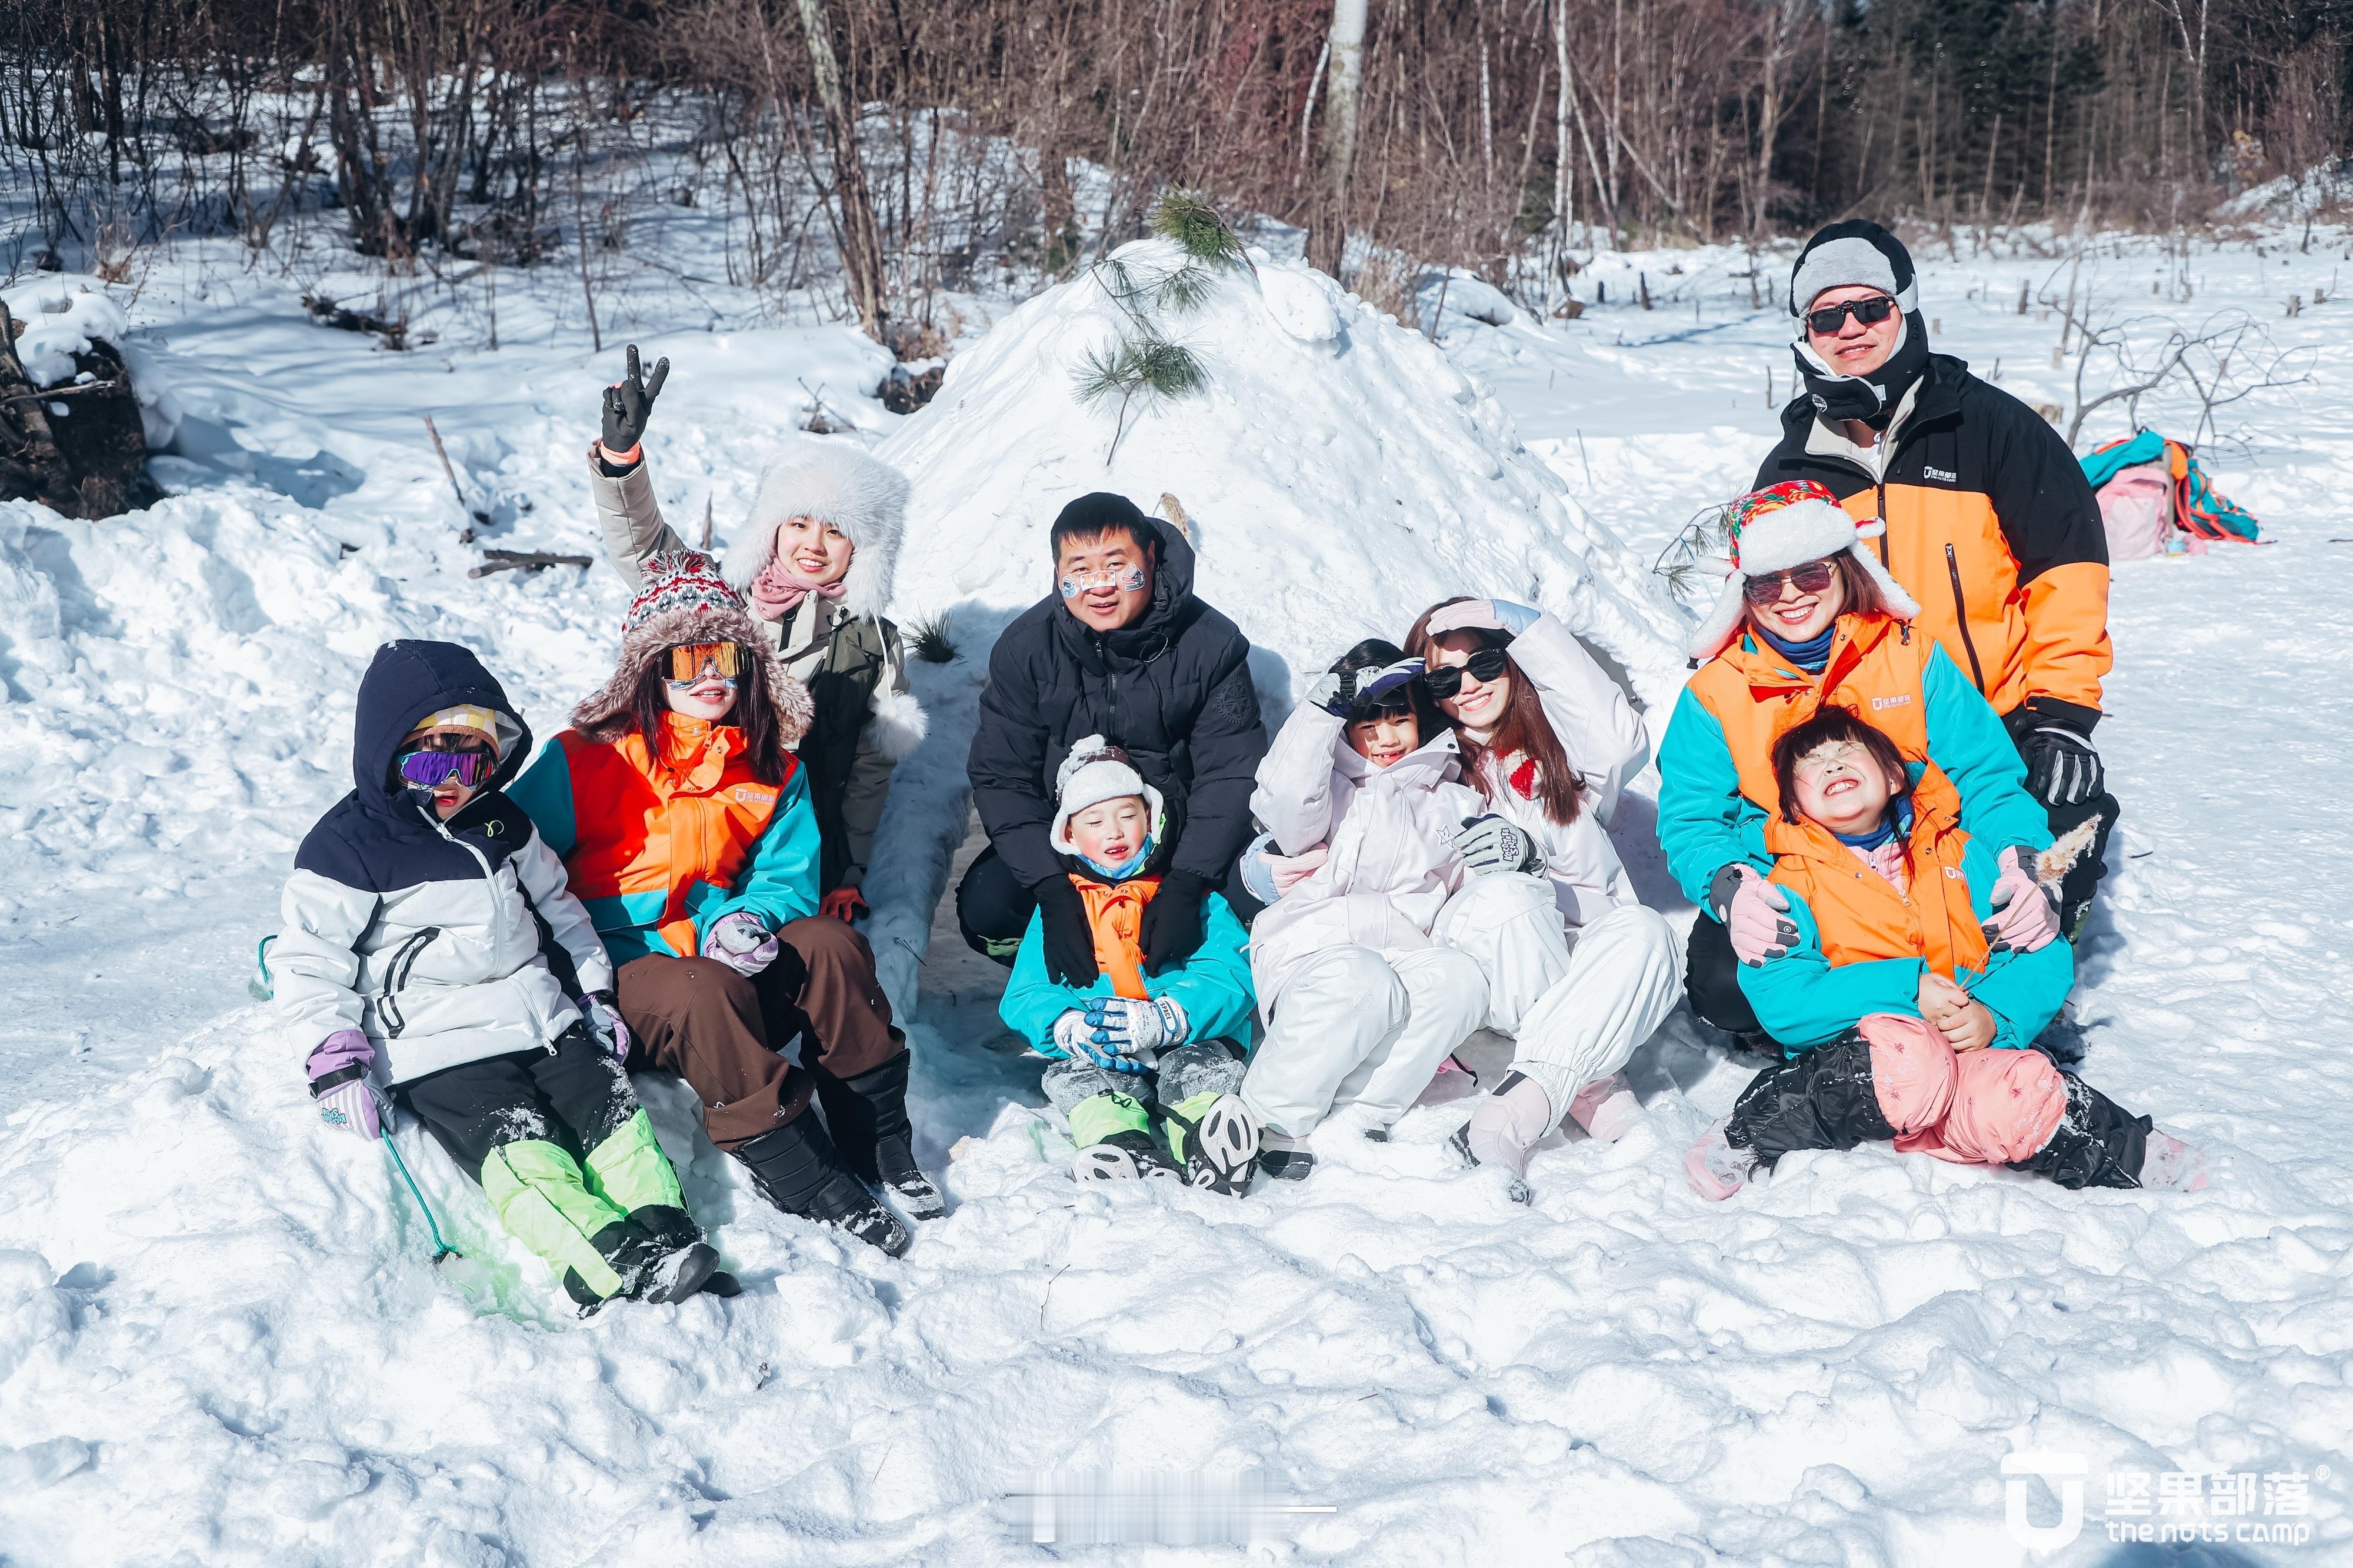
left=1687, top=479, right=1920, bottom=660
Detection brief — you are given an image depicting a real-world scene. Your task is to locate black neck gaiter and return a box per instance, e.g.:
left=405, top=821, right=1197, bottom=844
left=1794, top=310, right=1930, bottom=431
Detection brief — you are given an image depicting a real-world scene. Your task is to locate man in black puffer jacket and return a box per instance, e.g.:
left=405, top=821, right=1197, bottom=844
left=961, top=492, right=1268, bottom=982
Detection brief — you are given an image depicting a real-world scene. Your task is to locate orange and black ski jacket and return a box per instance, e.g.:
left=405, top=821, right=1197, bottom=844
left=1755, top=353, right=2111, bottom=731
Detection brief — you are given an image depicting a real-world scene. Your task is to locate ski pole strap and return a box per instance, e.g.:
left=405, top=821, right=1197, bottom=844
left=383, top=1132, right=461, bottom=1263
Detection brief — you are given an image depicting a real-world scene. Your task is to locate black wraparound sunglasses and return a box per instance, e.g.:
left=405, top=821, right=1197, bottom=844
left=1420, top=646, right=1511, bottom=698
left=1805, top=295, right=1898, bottom=335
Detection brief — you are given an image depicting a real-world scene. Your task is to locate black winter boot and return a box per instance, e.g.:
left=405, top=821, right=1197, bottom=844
left=1724, top=1030, right=1895, bottom=1171
left=621, top=1206, right=724, bottom=1304
left=2008, top=1074, right=2150, bottom=1190
left=732, top=1113, right=912, bottom=1257
left=815, top=1049, right=945, bottom=1220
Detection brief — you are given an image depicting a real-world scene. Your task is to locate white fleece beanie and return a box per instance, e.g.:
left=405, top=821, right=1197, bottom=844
left=1051, top=736, right=1166, bottom=855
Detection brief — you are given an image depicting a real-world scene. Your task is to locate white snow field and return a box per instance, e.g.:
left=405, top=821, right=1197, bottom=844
left=2, top=220, right=2351, bottom=1565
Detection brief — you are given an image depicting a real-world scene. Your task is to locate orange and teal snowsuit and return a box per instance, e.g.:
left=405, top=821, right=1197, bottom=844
left=1735, top=760, right=2071, bottom=1053
left=998, top=870, right=1256, bottom=1155
left=1658, top=609, right=2052, bottom=909
left=506, top=713, right=821, bottom=965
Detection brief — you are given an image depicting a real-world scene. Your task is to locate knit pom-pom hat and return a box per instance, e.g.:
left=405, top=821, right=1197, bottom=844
left=1687, top=480, right=1921, bottom=660
left=572, top=551, right=815, bottom=745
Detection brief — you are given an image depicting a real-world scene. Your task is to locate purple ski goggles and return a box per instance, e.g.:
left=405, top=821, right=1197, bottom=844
left=396, top=748, right=496, bottom=790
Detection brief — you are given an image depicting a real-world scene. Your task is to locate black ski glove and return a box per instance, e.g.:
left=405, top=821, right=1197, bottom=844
left=2015, top=720, right=2104, bottom=808
left=1139, top=868, right=1211, bottom=975
left=600, top=343, right=669, bottom=458
left=1034, top=876, right=1100, bottom=987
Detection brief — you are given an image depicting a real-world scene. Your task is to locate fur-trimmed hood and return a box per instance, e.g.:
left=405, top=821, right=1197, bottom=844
left=724, top=438, right=911, bottom=622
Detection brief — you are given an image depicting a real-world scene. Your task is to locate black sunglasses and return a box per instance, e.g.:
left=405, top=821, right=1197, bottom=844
left=1805, top=295, right=1898, bottom=335
left=1420, top=646, right=1511, bottom=699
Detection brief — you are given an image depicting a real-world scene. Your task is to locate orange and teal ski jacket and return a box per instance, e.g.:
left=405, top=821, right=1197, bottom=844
left=1657, top=610, right=2051, bottom=908
left=508, top=713, right=819, bottom=966
left=1738, top=760, right=2072, bottom=1053
left=1755, top=353, right=2111, bottom=732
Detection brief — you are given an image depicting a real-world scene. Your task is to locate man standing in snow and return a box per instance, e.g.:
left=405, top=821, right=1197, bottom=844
left=960, top=492, right=1268, bottom=987
left=1749, top=221, right=2118, bottom=938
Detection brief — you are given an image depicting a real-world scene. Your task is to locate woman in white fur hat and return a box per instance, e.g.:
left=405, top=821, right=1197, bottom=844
left=585, top=346, right=926, bottom=926
left=1657, top=479, right=2060, bottom=1054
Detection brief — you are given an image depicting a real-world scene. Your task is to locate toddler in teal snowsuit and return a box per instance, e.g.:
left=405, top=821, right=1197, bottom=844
left=997, top=737, right=1261, bottom=1190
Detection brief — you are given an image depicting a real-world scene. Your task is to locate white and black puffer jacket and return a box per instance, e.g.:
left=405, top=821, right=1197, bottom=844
left=1244, top=705, right=1488, bottom=1011
left=274, top=642, right=616, bottom=1087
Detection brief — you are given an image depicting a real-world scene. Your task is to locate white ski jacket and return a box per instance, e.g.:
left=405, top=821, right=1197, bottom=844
left=1245, top=706, right=1488, bottom=1010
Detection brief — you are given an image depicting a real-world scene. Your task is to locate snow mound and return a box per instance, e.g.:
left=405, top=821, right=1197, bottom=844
left=882, top=238, right=1684, bottom=696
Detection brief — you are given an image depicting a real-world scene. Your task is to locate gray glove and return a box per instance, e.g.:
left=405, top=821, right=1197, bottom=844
left=1455, top=815, right=1546, bottom=877
left=601, top=344, right=669, bottom=455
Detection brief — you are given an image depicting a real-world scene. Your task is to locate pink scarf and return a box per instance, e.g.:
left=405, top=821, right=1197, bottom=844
left=746, top=557, right=848, bottom=622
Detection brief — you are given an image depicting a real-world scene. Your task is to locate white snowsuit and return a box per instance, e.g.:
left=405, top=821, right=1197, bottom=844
left=1432, top=612, right=1681, bottom=1113
left=1239, top=708, right=1490, bottom=1136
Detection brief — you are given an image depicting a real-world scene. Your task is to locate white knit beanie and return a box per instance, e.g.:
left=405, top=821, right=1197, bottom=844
left=1051, top=736, right=1166, bottom=855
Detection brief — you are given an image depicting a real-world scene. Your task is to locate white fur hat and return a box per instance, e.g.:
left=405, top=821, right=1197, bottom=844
left=1688, top=479, right=1921, bottom=660
left=724, top=438, right=911, bottom=622
left=1051, top=736, right=1166, bottom=856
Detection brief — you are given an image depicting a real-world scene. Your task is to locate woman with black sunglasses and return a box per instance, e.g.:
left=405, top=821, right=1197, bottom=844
left=1399, top=598, right=1680, bottom=1195
left=1657, top=481, right=2061, bottom=1059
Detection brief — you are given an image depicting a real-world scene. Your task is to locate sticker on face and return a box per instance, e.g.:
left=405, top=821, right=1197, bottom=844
left=1059, top=565, right=1147, bottom=599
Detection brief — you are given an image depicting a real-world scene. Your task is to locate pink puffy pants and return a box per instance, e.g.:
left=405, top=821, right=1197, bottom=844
left=1859, top=1013, right=2068, bottom=1167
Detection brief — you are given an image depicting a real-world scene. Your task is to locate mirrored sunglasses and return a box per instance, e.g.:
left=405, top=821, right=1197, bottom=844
left=397, top=748, right=495, bottom=789
left=1419, top=646, right=1511, bottom=699
left=1742, top=559, right=1839, bottom=606
left=1804, top=295, right=1898, bottom=335
left=666, top=642, right=744, bottom=687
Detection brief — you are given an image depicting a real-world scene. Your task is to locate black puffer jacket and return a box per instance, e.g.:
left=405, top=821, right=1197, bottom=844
left=969, top=516, right=1267, bottom=891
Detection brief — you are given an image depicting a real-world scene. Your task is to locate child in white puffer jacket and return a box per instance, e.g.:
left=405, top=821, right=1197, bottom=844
left=1237, top=640, right=1493, bottom=1179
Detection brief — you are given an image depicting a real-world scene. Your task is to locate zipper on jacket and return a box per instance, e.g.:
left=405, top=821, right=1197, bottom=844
left=1876, top=479, right=1891, bottom=567
left=1944, top=543, right=1988, bottom=692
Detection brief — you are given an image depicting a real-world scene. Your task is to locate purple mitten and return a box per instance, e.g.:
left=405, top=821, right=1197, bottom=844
left=307, top=1030, right=385, bottom=1141
left=583, top=990, right=631, bottom=1062
left=702, top=910, right=780, bottom=975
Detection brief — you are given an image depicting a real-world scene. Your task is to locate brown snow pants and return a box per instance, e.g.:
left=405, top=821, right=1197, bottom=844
left=615, top=916, right=903, bottom=1151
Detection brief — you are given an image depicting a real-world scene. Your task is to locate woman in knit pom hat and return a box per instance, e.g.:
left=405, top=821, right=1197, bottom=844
left=582, top=346, right=926, bottom=925
left=508, top=550, right=938, bottom=1259
left=1657, top=480, right=2057, bottom=1055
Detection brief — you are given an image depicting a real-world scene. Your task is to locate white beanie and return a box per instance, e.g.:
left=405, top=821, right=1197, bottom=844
left=1051, top=735, right=1166, bottom=855
left=1688, top=480, right=1921, bottom=660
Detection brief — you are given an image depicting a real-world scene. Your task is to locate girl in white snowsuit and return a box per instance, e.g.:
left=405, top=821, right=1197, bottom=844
left=1238, top=641, right=1492, bottom=1178
left=1405, top=599, right=1683, bottom=1189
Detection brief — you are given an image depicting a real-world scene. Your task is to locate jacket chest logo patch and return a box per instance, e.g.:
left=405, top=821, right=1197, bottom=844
left=1922, top=466, right=1959, bottom=483
left=730, top=787, right=771, bottom=807
left=1944, top=865, right=1964, bottom=879
left=1869, top=694, right=1912, bottom=711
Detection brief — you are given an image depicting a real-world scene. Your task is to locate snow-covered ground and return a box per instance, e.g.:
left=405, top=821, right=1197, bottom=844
left=2, top=212, right=2349, bottom=1564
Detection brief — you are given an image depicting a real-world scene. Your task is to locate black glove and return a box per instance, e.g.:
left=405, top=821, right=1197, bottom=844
left=600, top=343, right=669, bottom=456
left=2017, top=723, right=2104, bottom=808
left=1139, top=868, right=1211, bottom=975
left=1034, top=876, right=1099, bottom=987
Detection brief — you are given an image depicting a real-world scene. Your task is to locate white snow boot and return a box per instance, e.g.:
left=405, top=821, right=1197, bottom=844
left=1684, top=1117, right=1759, bottom=1202
left=1566, top=1071, right=1642, bottom=1145
left=2138, top=1129, right=2207, bottom=1193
